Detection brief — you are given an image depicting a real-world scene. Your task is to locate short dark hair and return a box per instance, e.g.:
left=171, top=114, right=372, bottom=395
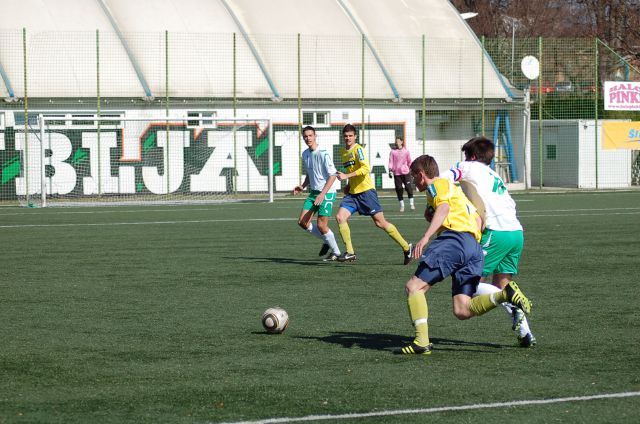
left=302, top=125, right=315, bottom=134
left=342, top=124, right=357, bottom=135
left=410, top=155, right=439, bottom=178
left=461, top=137, right=494, bottom=165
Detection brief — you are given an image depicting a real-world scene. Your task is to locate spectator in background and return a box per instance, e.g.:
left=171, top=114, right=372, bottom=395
left=388, top=137, right=414, bottom=212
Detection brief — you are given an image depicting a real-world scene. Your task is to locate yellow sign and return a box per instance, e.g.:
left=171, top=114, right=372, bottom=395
left=602, top=121, right=640, bottom=150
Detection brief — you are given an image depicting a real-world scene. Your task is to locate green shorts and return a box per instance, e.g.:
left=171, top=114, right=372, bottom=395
left=303, top=190, right=336, bottom=217
left=480, top=229, right=524, bottom=277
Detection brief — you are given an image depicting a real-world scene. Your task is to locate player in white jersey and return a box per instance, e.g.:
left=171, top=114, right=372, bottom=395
left=293, top=126, right=342, bottom=261
left=442, top=136, right=536, bottom=347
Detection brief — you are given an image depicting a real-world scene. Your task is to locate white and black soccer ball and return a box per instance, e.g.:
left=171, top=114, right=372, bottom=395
left=261, top=307, right=289, bottom=334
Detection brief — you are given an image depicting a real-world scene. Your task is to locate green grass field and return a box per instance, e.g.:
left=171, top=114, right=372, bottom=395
left=1, top=191, right=640, bottom=424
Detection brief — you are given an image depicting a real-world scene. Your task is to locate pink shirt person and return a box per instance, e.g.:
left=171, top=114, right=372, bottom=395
left=388, top=144, right=412, bottom=176
left=388, top=137, right=415, bottom=211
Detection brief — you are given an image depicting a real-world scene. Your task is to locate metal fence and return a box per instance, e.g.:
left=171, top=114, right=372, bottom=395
left=0, top=31, right=638, bottom=204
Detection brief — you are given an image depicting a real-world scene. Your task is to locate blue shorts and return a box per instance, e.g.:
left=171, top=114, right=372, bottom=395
left=339, top=189, right=383, bottom=216
left=414, top=230, right=483, bottom=297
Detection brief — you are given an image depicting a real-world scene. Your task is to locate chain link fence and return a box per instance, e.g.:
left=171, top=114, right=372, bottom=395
left=0, top=31, right=638, bottom=203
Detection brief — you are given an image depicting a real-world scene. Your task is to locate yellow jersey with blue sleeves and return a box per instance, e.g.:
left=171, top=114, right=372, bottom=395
left=340, top=143, right=375, bottom=194
left=426, top=178, right=481, bottom=242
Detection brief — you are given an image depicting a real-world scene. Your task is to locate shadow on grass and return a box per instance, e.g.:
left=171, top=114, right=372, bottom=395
left=296, top=331, right=513, bottom=353
left=225, top=256, right=342, bottom=266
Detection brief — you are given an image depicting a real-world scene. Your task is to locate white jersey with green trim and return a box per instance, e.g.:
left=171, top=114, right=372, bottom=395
left=442, top=161, right=522, bottom=231
left=302, top=147, right=337, bottom=192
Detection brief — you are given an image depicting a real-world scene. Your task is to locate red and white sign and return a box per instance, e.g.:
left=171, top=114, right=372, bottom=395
left=604, top=81, right=640, bottom=111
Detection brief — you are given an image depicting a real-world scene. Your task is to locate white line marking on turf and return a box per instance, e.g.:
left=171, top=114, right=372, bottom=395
left=2, top=210, right=640, bottom=229
left=0, top=217, right=293, bottom=228
left=211, top=391, right=640, bottom=424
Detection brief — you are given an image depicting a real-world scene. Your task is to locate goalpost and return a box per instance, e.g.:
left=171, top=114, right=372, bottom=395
left=17, top=115, right=273, bottom=207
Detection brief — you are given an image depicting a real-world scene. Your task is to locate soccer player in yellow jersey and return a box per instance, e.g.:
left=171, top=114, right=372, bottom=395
left=334, top=124, right=413, bottom=264
left=396, top=154, right=533, bottom=355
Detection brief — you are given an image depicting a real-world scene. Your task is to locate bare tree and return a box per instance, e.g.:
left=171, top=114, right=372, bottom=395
left=450, top=0, right=640, bottom=62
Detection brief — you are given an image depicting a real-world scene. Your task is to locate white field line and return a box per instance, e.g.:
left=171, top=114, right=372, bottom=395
left=211, top=391, right=640, bottom=424
left=0, top=205, right=638, bottom=217
left=1, top=209, right=640, bottom=229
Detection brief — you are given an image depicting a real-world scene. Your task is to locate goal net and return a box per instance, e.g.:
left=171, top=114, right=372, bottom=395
left=11, top=115, right=273, bottom=207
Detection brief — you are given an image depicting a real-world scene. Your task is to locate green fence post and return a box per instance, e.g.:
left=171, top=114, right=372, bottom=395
left=422, top=34, right=426, bottom=155
left=361, top=33, right=365, bottom=140
left=165, top=30, right=170, bottom=195
left=96, top=29, right=101, bottom=196
left=594, top=37, right=599, bottom=189
left=22, top=27, right=29, bottom=205
left=297, top=33, right=302, bottom=186
left=538, top=36, right=543, bottom=189
left=481, top=35, right=485, bottom=136
left=233, top=32, right=237, bottom=194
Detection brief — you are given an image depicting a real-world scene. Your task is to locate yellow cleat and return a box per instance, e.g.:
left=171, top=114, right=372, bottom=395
left=395, top=342, right=433, bottom=355
left=504, top=281, right=532, bottom=314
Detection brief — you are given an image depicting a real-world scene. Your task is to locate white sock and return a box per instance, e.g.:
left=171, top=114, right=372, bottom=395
left=399, top=200, right=405, bottom=209
left=305, top=223, right=324, bottom=240
left=500, top=302, right=514, bottom=317
left=474, top=282, right=501, bottom=296
left=501, top=302, right=532, bottom=337
left=516, top=313, right=531, bottom=337
left=409, top=198, right=415, bottom=207
left=322, top=230, right=341, bottom=255
left=474, top=283, right=532, bottom=337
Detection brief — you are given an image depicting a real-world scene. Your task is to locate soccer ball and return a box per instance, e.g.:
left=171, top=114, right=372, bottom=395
left=261, top=307, right=289, bottom=334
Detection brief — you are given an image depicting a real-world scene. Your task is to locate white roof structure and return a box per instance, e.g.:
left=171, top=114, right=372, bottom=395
left=0, top=0, right=512, bottom=100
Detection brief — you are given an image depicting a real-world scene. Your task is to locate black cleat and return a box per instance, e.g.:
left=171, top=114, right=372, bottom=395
left=318, top=243, right=330, bottom=256
left=403, top=243, right=413, bottom=265
left=394, top=342, right=433, bottom=355
left=518, top=332, right=537, bottom=348
left=337, top=252, right=357, bottom=262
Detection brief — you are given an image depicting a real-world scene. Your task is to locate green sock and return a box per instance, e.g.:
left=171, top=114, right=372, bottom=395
left=385, top=223, right=410, bottom=251
left=407, top=293, right=430, bottom=346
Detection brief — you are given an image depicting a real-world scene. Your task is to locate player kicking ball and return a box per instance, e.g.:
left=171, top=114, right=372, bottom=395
left=293, top=126, right=342, bottom=261
left=442, top=136, right=536, bottom=347
left=396, top=155, right=532, bottom=355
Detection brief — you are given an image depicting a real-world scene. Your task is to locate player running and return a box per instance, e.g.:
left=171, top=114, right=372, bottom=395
left=293, top=126, right=342, bottom=261
left=397, top=154, right=532, bottom=355
left=442, top=136, right=536, bottom=347
left=334, top=124, right=412, bottom=264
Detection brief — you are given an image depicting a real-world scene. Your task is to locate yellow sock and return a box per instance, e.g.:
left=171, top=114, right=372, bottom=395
left=338, top=222, right=354, bottom=254
left=385, top=223, right=410, bottom=251
left=407, top=293, right=430, bottom=346
left=469, top=294, right=499, bottom=316
left=493, top=288, right=508, bottom=304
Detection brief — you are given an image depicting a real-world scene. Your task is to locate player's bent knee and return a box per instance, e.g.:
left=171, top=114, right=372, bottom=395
left=335, top=213, right=348, bottom=224
left=373, top=220, right=387, bottom=229
left=452, top=301, right=473, bottom=320
left=405, top=276, right=428, bottom=295
left=453, top=309, right=473, bottom=320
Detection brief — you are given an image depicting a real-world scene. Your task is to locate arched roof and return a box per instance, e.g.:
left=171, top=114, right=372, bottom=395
left=0, top=0, right=512, bottom=100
